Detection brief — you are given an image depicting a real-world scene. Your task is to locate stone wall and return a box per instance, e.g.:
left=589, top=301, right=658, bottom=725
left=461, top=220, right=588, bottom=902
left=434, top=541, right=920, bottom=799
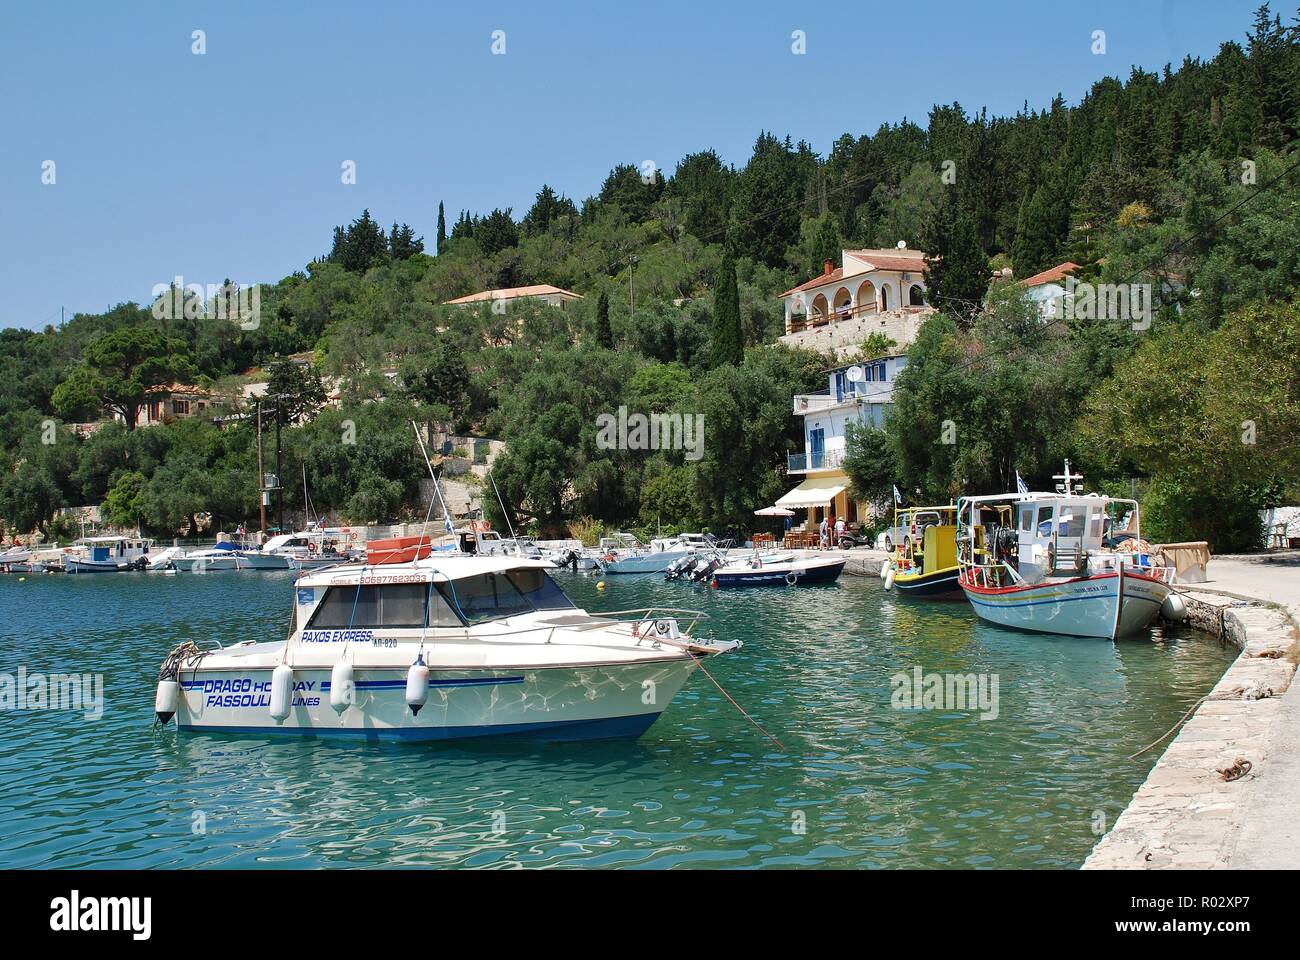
left=780, top=308, right=930, bottom=360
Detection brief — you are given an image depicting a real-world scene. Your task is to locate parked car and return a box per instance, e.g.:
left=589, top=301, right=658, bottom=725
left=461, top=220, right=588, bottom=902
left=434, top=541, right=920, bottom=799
left=875, top=511, right=944, bottom=553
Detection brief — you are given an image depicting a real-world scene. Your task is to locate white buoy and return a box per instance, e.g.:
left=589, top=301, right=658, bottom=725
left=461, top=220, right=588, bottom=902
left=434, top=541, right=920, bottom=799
left=1161, top=593, right=1188, bottom=622
left=879, top=562, right=889, bottom=580
left=406, top=654, right=430, bottom=716
left=155, top=679, right=180, bottom=724
left=330, top=658, right=355, bottom=714
left=269, top=663, right=294, bottom=722
left=883, top=568, right=896, bottom=591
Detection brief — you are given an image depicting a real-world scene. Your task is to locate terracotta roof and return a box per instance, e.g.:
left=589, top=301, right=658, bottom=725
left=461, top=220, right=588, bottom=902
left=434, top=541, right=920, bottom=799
left=778, top=250, right=930, bottom=298
left=845, top=254, right=929, bottom=273
left=147, top=382, right=224, bottom=397
left=779, top=267, right=844, bottom=298
left=444, top=284, right=582, bottom=305
left=1019, top=262, right=1081, bottom=288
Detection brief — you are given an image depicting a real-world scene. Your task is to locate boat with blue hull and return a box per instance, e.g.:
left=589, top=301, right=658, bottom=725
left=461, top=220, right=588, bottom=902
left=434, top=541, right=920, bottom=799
left=154, top=547, right=738, bottom=742
left=712, top=554, right=845, bottom=588
left=882, top=505, right=964, bottom=600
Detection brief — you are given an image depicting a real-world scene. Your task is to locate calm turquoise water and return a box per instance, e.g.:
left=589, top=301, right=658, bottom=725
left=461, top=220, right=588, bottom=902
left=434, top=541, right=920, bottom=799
left=0, top=568, right=1232, bottom=869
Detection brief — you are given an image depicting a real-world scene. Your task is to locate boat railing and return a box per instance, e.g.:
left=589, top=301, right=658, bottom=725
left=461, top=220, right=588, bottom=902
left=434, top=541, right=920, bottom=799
left=583, top=606, right=711, bottom=638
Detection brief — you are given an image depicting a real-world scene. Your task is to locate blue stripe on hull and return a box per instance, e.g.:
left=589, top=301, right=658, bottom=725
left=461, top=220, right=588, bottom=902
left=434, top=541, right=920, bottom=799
left=892, top=571, right=963, bottom=598
left=177, top=712, right=663, bottom=742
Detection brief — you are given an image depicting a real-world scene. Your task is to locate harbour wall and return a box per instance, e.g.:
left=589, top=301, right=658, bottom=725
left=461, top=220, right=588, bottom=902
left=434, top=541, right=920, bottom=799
left=1083, top=589, right=1299, bottom=869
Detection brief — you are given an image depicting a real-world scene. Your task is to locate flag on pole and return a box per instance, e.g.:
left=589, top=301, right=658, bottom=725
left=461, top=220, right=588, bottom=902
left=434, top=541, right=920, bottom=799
left=443, top=504, right=455, bottom=534
left=1015, top=470, right=1029, bottom=494
left=893, top=484, right=902, bottom=505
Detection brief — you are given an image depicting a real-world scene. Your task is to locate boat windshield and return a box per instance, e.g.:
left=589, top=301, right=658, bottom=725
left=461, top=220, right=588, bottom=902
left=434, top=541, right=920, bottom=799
left=441, top=568, right=576, bottom=625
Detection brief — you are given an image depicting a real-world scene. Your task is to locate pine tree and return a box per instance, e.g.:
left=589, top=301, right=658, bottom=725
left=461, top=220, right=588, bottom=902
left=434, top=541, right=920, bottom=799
left=710, top=246, right=743, bottom=366
left=924, top=200, right=989, bottom=320
left=436, top=202, right=447, bottom=254
left=594, top=292, right=613, bottom=349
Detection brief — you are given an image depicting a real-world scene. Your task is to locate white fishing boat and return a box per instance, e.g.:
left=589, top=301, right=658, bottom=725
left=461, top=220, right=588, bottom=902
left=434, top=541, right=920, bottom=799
left=955, top=462, right=1183, bottom=640
left=153, top=546, right=739, bottom=742
left=65, top=536, right=155, bottom=573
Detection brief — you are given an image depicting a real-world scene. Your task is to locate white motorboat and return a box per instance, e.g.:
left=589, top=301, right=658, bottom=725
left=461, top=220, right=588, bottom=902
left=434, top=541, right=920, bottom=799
left=261, top=529, right=359, bottom=570
left=154, top=548, right=739, bottom=742
left=955, top=462, right=1182, bottom=639
left=604, top=533, right=718, bottom=575
left=65, top=536, right=155, bottom=573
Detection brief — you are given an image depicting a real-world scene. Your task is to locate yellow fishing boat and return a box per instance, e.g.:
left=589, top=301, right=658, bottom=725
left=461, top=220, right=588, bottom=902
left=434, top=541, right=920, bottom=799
left=882, top=505, right=963, bottom=599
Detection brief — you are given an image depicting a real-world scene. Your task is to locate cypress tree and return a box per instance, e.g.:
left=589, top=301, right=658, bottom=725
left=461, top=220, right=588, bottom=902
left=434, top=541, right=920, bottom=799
left=436, top=202, right=447, bottom=254
left=924, top=200, right=989, bottom=321
left=710, top=246, right=743, bottom=366
left=595, top=291, right=613, bottom=349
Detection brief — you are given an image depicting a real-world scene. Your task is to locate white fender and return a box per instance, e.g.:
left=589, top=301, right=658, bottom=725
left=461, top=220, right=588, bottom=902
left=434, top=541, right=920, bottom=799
left=330, top=657, right=355, bottom=714
left=1161, top=593, right=1188, bottom=622
left=269, top=663, right=294, bottom=722
left=155, top=679, right=180, bottom=724
left=879, top=561, right=890, bottom=580
left=406, top=654, right=430, bottom=716
left=884, top=568, right=896, bottom=591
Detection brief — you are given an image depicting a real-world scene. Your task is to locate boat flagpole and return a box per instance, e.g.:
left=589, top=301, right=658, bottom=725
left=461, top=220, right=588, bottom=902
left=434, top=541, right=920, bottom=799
left=410, top=420, right=457, bottom=554
left=491, top=472, right=518, bottom=542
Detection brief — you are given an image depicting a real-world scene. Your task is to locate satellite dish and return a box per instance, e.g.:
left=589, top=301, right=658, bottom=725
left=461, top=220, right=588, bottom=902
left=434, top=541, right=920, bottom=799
left=896, top=240, right=907, bottom=249
left=846, top=365, right=864, bottom=382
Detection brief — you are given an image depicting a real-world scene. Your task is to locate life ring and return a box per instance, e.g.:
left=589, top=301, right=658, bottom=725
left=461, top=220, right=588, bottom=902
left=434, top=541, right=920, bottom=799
left=785, top=571, right=797, bottom=586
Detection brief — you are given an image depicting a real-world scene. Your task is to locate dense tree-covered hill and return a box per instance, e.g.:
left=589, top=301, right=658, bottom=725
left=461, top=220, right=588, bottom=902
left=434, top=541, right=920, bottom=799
left=2, top=5, right=1297, bottom=547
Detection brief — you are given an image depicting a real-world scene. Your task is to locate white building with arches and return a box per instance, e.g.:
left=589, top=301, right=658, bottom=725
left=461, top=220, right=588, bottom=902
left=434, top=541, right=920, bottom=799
left=777, top=247, right=934, bottom=359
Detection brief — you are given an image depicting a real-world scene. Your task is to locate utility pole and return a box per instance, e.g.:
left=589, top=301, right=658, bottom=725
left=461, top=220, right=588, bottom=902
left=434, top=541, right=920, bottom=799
left=274, top=397, right=284, bottom=533
left=629, top=255, right=638, bottom=318
left=256, top=401, right=266, bottom=536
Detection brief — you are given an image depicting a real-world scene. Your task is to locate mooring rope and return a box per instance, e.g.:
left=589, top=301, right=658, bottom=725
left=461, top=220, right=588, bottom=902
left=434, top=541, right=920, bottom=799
left=688, top=652, right=787, bottom=753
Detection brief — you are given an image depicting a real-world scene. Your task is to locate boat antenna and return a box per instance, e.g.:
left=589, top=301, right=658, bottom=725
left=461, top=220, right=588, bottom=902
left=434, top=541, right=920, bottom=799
left=301, top=463, right=319, bottom=530
left=1052, top=459, right=1084, bottom=496
left=410, top=420, right=458, bottom=556
left=490, top=471, right=518, bottom=541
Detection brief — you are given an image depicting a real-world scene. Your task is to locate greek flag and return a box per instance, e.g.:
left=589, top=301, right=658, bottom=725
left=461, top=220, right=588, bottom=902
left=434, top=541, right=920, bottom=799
left=443, top=505, right=455, bottom=534
left=893, top=484, right=902, bottom=505
left=1015, top=471, right=1029, bottom=494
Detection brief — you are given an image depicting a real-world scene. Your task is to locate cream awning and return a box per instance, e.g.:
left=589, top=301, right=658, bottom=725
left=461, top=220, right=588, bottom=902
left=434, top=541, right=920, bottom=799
left=776, top=476, right=847, bottom=509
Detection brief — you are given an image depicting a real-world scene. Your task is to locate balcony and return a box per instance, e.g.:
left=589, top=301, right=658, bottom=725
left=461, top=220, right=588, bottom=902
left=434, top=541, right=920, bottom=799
left=788, top=450, right=845, bottom=473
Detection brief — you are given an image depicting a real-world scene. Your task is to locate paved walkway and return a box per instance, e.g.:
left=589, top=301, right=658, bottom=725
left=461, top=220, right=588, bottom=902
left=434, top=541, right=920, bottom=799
left=1085, top=551, right=1300, bottom=869
left=1203, top=552, right=1300, bottom=869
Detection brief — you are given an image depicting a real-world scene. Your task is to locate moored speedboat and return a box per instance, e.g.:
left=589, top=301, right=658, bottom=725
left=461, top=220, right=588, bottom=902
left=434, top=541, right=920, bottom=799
left=154, top=547, right=739, bottom=741
left=604, top=533, right=716, bottom=575
left=711, top=553, right=845, bottom=588
left=955, top=464, right=1181, bottom=639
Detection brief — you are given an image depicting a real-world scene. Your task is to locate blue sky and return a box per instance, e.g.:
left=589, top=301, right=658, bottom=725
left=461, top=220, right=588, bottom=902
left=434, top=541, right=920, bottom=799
left=0, top=0, right=1256, bottom=330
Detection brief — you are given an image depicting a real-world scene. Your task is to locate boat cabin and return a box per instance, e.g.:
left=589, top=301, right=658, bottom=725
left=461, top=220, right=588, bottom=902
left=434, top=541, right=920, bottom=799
left=958, top=493, right=1142, bottom=581
left=294, top=558, right=576, bottom=634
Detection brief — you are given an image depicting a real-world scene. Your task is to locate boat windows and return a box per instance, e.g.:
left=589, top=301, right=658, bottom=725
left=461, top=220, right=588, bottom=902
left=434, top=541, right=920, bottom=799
left=307, top=583, right=459, bottom=629
left=1019, top=507, right=1034, bottom=532
left=1035, top=505, right=1055, bottom=536
left=440, top=569, right=575, bottom=625
left=1058, top=511, right=1085, bottom=539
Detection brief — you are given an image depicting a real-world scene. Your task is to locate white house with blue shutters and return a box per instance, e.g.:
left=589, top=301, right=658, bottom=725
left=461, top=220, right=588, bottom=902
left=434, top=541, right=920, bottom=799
left=776, top=354, right=908, bottom=527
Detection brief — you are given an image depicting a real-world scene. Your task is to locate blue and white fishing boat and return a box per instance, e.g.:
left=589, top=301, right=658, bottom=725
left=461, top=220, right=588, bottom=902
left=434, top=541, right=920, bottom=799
left=955, top=463, right=1182, bottom=639
left=711, top=553, right=845, bottom=588
left=65, top=536, right=155, bottom=573
left=154, top=550, right=738, bottom=742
